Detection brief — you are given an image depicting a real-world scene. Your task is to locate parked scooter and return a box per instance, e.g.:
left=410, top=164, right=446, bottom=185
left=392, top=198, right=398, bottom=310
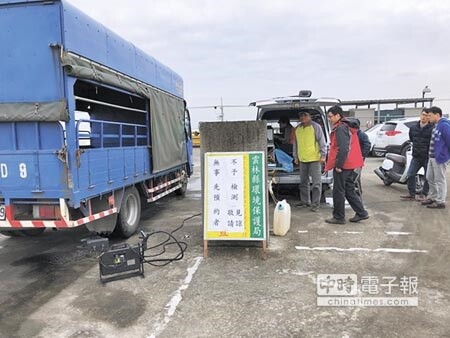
left=374, top=146, right=425, bottom=193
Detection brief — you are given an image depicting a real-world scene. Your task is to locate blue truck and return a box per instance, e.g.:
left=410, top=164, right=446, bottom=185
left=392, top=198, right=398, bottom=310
left=0, top=0, right=193, bottom=237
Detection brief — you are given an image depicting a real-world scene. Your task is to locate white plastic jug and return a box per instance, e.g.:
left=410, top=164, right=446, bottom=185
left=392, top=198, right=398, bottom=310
left=273, top=199, right=291, bottom=236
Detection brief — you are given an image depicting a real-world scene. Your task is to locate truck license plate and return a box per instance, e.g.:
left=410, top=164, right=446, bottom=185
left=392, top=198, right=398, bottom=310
left=0, top=206, right=5, bottom=220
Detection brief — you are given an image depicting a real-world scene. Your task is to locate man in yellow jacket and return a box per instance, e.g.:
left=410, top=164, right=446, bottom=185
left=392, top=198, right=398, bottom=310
left=293, top=112, right=327, bottom=211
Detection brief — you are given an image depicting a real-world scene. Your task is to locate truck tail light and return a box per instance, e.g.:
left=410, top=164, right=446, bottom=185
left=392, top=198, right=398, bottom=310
left=385, top=130, right=402, bottom=136
left=32, top=205, right=61, bottom=220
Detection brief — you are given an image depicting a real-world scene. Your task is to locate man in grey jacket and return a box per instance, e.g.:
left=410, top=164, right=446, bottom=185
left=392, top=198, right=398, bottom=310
left=293, top=112, right=327, bottom=211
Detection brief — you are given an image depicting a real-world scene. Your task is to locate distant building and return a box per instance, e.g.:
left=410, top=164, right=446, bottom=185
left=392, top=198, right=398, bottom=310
left=340, top=97, right=433, bottom=130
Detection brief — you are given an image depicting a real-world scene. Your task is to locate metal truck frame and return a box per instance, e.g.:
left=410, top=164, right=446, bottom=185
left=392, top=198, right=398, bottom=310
left=0, top=0, right=193, bottom=237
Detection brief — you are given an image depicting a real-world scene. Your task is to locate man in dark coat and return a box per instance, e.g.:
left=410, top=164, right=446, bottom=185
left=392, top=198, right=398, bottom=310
left=400, top=108, right=433, bottom=200
left=347, top=118, right=371, bottom=196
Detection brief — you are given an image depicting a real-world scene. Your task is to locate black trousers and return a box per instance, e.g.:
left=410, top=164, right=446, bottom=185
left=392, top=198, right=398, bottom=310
left=332, top=169, right=367, bottom=220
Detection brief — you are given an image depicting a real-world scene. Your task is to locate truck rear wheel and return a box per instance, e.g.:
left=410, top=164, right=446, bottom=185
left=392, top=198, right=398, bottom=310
left=114, top=187, right=141, bottom=238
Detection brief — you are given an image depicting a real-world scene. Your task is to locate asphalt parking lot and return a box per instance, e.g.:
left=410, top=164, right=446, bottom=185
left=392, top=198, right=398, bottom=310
left=1, top=148, right=449, bottom=338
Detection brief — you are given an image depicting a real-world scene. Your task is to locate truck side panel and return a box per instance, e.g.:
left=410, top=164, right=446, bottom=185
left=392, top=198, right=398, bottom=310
left=0, top=122, right=67, bottom=200
left=74, top=147, right=150, bottom=201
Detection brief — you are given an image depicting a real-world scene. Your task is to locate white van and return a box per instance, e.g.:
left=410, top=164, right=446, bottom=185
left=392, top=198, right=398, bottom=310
left=251, top=91, right=339, bottom=196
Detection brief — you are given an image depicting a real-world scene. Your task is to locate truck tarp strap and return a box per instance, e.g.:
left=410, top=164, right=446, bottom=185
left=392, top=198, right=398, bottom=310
left=0, top=100, right=68, bottom=122
left=61, top=51, right=186, bottom=173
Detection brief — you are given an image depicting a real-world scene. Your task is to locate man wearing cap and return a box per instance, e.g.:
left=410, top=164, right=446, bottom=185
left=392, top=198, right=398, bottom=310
left=293, top=111, right=327, bottom=211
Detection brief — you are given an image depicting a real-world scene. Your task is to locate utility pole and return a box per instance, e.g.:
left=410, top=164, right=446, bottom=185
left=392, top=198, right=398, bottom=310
left=422, top=85, right=431, bottom=107
left=218, top=97, right=224, bottom=121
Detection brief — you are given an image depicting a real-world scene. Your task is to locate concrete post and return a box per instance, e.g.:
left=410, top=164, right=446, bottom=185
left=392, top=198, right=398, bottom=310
left=200, top=121, right=269, bottom=251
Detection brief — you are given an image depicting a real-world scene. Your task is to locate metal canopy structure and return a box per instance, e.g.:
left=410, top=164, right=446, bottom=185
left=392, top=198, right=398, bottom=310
left=340, top=97, right=434, bottom=109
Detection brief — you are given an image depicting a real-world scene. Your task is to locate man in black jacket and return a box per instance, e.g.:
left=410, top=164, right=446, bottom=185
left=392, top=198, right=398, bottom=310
left=347, top=118, right=371, bottom=195
left=400, top=109, right=433, bottom=200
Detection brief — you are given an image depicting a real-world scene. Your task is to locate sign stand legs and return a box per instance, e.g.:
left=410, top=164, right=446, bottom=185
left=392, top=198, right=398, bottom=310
left=203, top=240, right=208, bottom=258
left=262, top=240, right=267, bottom=260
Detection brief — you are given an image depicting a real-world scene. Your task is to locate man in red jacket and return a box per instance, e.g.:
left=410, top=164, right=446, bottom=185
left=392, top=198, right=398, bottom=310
left=325, top=106, right=369, bottom=224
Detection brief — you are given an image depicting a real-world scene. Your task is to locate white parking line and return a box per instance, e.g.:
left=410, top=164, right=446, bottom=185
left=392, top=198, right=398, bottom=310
left=385, top=231, right=413, bottom=235
left=295, top=246, right=427, bottom=253
left=148, top=257, right=203, bottom=338
left=298, top=230, right=364, bottom=234
left=334, top=231, right=364, bottom=234
left=298, top=230, right=413, bottom=236
left=277, top=269, right=315, bottom=276
left=374, top=248, right=427, bottom=253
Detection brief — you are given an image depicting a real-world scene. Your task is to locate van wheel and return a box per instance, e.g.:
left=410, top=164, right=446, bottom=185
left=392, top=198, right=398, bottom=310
left=114, top=187, right=141, bottom=238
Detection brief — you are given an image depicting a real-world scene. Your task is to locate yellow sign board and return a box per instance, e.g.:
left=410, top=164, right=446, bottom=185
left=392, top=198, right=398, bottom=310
left=204, top=152, right=266, bottom=241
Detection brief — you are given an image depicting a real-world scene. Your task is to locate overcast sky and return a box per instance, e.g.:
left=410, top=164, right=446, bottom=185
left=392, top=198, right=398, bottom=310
left=69, top=0, right=450, bottom=128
